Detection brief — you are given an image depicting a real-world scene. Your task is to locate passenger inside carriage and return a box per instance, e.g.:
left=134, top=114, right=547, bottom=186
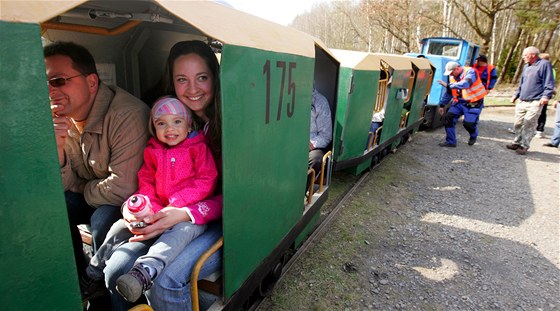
left=99, top=40, right=224, bottom=311
left=44, top=41, right=151, bottom=294
left=308, top=87, right=332, bottom=191
left=367, top=77, right=392, bottom=148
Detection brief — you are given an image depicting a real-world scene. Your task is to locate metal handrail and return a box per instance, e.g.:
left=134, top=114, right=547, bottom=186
left=306, top=168, right=316, bottom=205
left=318, top=151, right=332, bottom=193
left=190, top=237, right=225, bottom=311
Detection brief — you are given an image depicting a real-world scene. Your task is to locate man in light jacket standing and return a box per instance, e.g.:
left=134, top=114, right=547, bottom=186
left=507, top=46, right=555, bottom=155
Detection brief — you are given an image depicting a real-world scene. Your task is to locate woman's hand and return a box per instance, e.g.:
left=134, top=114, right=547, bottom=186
left=127, top=206, right=191, bottom=242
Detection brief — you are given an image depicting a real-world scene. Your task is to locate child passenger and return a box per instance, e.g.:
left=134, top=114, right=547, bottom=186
left=80, top=96, right=218, bottom=303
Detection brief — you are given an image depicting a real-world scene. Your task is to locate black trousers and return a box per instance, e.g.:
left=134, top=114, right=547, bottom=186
left=537, top=103, right=548, bottom=132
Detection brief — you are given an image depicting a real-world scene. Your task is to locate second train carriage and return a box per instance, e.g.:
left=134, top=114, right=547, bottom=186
left=1, top=0, right=339, bottom=310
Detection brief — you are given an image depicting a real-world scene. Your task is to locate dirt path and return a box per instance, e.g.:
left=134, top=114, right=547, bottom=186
left=260, top=106, right=559, bottom=310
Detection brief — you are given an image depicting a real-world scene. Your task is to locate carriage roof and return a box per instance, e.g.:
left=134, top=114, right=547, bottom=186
left=1, top=0, right=317, bottom=57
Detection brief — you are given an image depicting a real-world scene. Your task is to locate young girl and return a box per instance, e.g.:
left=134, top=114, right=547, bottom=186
left=80, top=96, right=218, bottom=303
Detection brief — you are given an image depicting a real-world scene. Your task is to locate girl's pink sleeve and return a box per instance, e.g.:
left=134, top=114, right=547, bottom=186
left=185, top=194, right=222, bottom=224
left=137, top=147, right=165, bottom=213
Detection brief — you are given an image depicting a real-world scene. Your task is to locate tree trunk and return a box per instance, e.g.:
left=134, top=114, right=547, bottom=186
left=496, top=9, right=513, bottom=65
left=512, top=34, right=532, bottom=84
left=541, top=26, right=557, bottom=52
left=498, top=27, right=523, bottom=85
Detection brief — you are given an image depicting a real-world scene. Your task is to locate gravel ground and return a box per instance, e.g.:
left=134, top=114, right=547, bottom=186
left=260, top=106, right=559, bottom=311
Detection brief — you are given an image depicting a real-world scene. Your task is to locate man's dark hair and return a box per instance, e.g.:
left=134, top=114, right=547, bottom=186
left=476, top=55, right=488, bottom=63
left=44, top=41, right=98, bottom=76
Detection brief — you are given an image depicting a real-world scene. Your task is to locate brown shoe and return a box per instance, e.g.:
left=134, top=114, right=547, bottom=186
left=516, top=147, right=528, bottom=155
left=506, top=144, right=520, bottom=150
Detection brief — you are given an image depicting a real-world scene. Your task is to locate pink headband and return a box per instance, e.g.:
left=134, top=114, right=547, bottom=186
left=151, top=97, right=192, bottom=126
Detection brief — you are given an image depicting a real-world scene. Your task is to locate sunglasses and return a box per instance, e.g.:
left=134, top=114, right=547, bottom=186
left=47, top=73, right=85, bottom=87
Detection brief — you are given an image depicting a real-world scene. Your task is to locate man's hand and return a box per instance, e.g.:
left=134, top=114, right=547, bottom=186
left=51, top=105, right=71, bottom=166
left=437, top=80, right=448, bottom=88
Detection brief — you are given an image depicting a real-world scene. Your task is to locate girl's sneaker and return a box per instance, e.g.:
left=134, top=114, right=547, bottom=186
left=116, top=264, right=153, bottom=302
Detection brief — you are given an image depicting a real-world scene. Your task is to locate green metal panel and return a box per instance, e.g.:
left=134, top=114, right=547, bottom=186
left=220, top=45, right=314, bottom=299
left=347, top=160, right=371, bottom=176
left=333, top=67, right=351, bottom=157
left=379, top=87, right=403, bottom=145
left=406, top=62, right=432, bottom=129
left=378, top=57, right=412, bottom=147
left=294, top=210, right=320, bottom=247
left=0, top=21, right=82, bottom=310
left=333, top=68, right=380, bottom=162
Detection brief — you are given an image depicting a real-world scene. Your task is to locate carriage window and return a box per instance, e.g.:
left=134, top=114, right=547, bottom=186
left=402, top=69, right=415, bottom=103
left=465, top=46, right=475, bottom=67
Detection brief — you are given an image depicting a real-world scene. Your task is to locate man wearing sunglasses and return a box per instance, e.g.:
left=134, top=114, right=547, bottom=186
left=44, top=42, right=150, bottom=293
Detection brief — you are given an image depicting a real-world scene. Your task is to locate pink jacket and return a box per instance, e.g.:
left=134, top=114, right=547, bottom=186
left=136, top=131, right=218, bottom=224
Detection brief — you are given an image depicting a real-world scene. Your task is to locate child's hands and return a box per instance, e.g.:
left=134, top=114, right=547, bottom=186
left=128, top=206, right=191, bottom=242
left=122, top=208, right=146, bottom=234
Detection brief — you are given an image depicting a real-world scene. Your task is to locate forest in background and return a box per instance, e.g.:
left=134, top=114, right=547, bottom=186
left=289, top=0, right=559, bottom=85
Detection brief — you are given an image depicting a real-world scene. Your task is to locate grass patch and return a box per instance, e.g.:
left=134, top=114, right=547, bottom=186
left=484, top=96, right=514, bottom=107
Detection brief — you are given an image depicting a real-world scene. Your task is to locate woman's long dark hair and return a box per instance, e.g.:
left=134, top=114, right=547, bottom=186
left=161, top=40, right=222, bottom=159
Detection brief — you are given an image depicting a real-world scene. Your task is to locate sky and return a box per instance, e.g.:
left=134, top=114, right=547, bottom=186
left=223, top=0, right=326, bottom=26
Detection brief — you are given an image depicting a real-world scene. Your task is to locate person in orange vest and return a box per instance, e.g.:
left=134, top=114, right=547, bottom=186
left=473, top=55, right=498, bottom=91
left=437, top=61, right=488, bottom=147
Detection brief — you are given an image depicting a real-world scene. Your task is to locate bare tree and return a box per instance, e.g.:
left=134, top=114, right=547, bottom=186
left=288, top=0, right=559, bottom=84
left=448, top=0, right=520, bottom=55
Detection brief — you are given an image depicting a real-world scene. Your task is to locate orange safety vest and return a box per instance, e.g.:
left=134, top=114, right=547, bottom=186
left=473, top=64, right=495, bottom=89
left=450, top=67, right=488, bottom=103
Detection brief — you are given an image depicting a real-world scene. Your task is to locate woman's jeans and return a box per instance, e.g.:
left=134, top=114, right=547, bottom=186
left=104, top=222, right=223, bottom=311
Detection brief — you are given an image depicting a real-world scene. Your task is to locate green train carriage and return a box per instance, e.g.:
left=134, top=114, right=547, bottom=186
left=330, top=50, right=434, bottom=175
left=329, top=49, right=382, bottom=175
left=0, top=0, right=338, bottom=310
